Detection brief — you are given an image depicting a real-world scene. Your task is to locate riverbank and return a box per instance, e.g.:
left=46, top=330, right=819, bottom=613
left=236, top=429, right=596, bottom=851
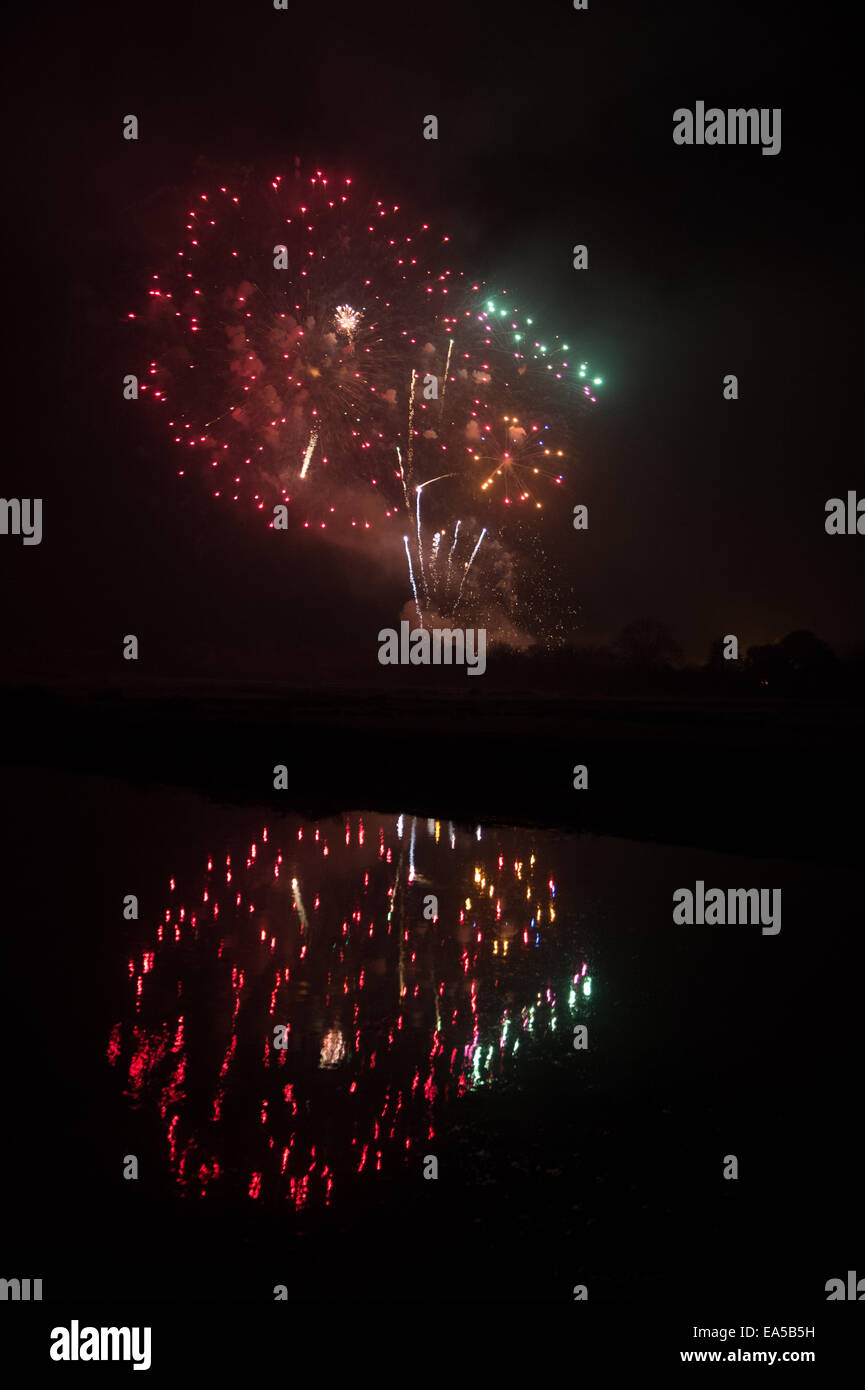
left=1, top=681, right=860, bottom=861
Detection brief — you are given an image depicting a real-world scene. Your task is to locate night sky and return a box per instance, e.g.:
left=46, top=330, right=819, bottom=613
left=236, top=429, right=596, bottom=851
left=2, top=0, right=859, bottom=679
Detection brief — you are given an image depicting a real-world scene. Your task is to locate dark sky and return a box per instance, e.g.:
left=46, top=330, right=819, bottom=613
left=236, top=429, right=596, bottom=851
left=1, top=0, right=859, bottom=680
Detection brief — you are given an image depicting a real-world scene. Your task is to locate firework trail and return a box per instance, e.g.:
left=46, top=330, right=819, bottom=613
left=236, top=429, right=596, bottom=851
left=403, top=534, right=422, bottom=624
left=447, top=519, right=462, bottom=568
left=413, top=471, right=460, bottom=611
left=395, top=445, right=409, bottom=511
left=415, top=484, right=429, bottom=607
left=439, top=335, right=454, bottom=412
left=430, top=531, right=441, bottom=581
left=454, top=527, right=487, bottom=615
left=405, top=368, right=418, bottom=489
left=299, top=428, right=319, bottom=479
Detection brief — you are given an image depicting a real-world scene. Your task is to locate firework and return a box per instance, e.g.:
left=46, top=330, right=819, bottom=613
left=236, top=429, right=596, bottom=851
left=469, top=413, right=565, bottom=508
left=135, top=169, right=469, bottom=529
left=133, top=167, right=603, bottom=633
left=471, top=292, right=603, bottom=406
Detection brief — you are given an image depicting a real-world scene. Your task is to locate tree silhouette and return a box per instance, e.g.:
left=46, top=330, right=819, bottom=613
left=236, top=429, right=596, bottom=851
left=746, top=630, right=838, bottom=693
left=615, top=619, right=683, bottom=669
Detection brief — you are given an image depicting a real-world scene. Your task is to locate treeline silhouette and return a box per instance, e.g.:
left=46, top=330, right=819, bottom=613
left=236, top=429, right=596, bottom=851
left=483, top=622, right=865, bottom=698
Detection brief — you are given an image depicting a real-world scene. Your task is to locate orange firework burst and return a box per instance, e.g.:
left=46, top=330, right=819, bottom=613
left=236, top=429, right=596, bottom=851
left=468, top=415, right=566, bottom=509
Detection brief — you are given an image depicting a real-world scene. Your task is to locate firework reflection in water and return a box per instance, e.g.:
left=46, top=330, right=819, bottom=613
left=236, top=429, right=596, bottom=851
left=108, top=812, right=593, bottom=1208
